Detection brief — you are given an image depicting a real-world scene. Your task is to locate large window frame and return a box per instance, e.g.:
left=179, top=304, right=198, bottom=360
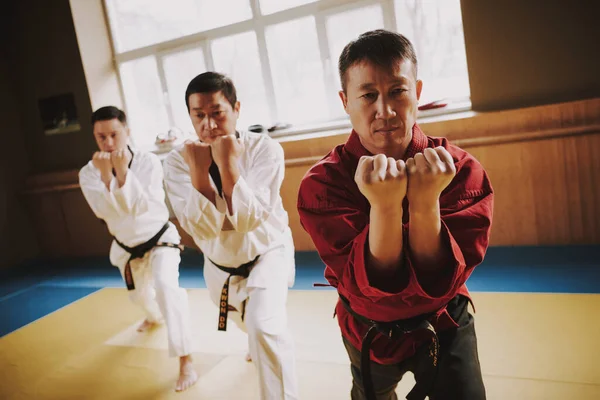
left=104, top=0, right=471, bottom=147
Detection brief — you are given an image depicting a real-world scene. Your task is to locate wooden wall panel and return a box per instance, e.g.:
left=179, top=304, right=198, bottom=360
left=281, top=164, right=315, bottom=252
left=466, top=134, right=600, bottom=246
left=22, top=192, right=71, bottom=257
left=61, top=190, right=112, bottom=257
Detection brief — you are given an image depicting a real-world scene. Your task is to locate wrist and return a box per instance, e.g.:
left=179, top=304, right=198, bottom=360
left=218, top=159, right=238, bottom=173
left=100, top=171, right=113, bottom=182
left=115, top=169, right=128, bottom=188
left=409, top=200, right=440, bottom=217
left=370, top=199, right=404, bottom=216
left=192, top=175, right=212, bottom=192
left=220, top=163, right=240, bottom=195
left=115, top=168, right=127, bottom=179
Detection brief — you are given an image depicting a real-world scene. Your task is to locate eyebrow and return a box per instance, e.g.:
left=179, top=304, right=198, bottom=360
left=358, top=79, right=408, bottom=91
left=191, top=105, right=222, bottom=111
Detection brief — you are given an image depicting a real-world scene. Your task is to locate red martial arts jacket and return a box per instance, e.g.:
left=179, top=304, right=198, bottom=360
left=297, top=124, right=494, bottom=364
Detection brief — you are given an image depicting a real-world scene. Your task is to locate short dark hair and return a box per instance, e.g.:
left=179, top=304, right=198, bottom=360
left=338, top=29, right=418, bottom=92
left=185, top=72, right=237, bottom=111
left=91, top=106, right=127, bottom=126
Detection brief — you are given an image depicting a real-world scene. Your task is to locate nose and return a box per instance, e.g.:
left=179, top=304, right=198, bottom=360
left=201, top=117, right=217, bottom=133
left=376, top=97, right=396, bottom=120
left=105, top=137, right=115, bottom=150
left=208, top=117, right=217, bottom=130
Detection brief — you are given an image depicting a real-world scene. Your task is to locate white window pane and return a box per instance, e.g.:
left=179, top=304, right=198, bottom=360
left=119, top=57, right=170, bottom=148
left=163, top=48, right=207, bottom=135
left=266, top=17, right=328, bottom=125
left=326, top=5, right=385, bottom=117
left=106, top=0, right=252, bottom=52
left=259, top=0, right=318, bottom=15
left=212, top=32, right=271, bottom=130
left=395, top=0, right=470, bottom=104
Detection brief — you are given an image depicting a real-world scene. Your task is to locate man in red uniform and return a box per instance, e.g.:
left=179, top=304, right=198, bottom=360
left=297, top=30, right=493, bottom=400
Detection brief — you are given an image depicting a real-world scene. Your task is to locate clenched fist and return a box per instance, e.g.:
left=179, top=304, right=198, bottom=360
left=355, top=154, right=407, bottom=208
left=182, top=140, right=212, bottom=190
left=92, top=151, right=113, bottom=186
left=406, top=147, right=456, bottom=210
left=210, top=134, right=243, bottom=170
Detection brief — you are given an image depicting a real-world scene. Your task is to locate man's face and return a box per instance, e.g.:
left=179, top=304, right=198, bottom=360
left=188, top=91, right=240, bottom=144
left=93, top=118, right=129, bottom=152
left=339, top=59, right=422, bottom=158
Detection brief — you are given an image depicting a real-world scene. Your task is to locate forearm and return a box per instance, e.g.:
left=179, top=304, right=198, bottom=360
left=101, top=173, right=113, bottom=191
left=408, top=202, right=450, bottom=273
left=115, top=170, right=127, bottom=188
left=191, top=168, right=217, bottom=206
left=193, top=178, right=216, bottom=206
left=367, top=204, right=404, bottom=287
left=220, top=162, right=241, bottom=214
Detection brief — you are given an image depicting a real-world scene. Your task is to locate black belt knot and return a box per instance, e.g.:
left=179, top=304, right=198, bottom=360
left=209, top=255, right=259, bottom=331
left=114, top=222, right=183, bottom=291
left=339, top=294, right=440, bottom=400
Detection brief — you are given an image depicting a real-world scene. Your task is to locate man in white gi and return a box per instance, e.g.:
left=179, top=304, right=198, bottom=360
left=163, top=72, right=298, bottom=399
left=79, top=106, right=197, bottom=392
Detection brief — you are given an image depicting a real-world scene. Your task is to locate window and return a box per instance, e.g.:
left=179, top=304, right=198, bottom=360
left=394, top=0, right=470, bottom=105
left=162, top=47, right=207, bottom=139
left=265, top=16, right=329, bottom=124
left=105, top=0, right=470, bottom=147
left=211, top=31, right=271, bottom=129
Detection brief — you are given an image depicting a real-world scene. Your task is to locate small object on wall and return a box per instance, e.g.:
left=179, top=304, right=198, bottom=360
left=38, top=93, right=81, bottom=136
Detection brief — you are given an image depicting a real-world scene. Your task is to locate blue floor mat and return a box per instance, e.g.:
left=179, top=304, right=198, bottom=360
left=1, top=246, right=599, bottom=338
left=0, top=285, right=100, bottom=337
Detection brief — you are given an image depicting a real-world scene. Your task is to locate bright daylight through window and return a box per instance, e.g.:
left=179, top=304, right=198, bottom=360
left=105, top=0, right=470, bottom=148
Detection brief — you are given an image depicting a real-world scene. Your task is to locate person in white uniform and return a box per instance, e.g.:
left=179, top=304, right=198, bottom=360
left=79, top=106, right=198, bottom=392
left=163, top=72, right=298, bottom=400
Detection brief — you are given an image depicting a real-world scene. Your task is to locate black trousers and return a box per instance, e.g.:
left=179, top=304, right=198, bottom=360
left=343, top=295, right=486, bottom=400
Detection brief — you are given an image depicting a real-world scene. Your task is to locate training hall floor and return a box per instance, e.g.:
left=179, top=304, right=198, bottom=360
left=1, top=247, right=599, bottom=399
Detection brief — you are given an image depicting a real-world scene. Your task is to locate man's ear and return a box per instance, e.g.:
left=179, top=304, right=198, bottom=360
left=339, top=90, right=349, bottom=114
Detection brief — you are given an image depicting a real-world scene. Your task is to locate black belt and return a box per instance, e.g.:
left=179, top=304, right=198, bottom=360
left=114, top=222, right=183, bottom=291
left=339, top=295, right=440, bottom=400
left=209, top=255, right=259, bottom=331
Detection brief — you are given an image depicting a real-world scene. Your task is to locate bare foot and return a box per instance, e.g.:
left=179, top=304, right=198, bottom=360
left=136, top=319, right=158, bottom=332
left=175, top=355, right=198, bottom=392
left=245, top=352, right=252, bottom=362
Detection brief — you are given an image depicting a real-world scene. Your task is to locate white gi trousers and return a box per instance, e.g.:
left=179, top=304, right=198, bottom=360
left=110, top=224, right=193, bottom=358
left=204, top=241, right=298, bottom=400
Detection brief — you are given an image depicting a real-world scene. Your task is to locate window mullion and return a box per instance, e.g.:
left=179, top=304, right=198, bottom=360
left=251, top=0, right=278, bottom=125
left=315, top=12, right=338, bottom=120
left=155, top=53, right=175, bottom=130
left=381, top=0, right=397, bottom=32
left=203, top=39, right=215, bottom=71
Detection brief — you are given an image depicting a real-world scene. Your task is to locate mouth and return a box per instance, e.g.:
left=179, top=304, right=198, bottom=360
left=374, top=127, right=399, bottom=135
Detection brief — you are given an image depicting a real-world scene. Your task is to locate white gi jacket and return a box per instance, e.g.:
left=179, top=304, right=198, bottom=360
left=79, top=148, right=180, bottom=268
left=163, top=130, right=295, bottom=289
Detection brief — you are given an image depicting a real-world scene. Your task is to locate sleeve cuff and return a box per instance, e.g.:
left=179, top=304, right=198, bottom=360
left=112, top=171, right=143, bottom=211
left=185, top=186, right=226, bottom=231
left=226, top=176, right=252, bottom=217
left=405, top=220, right=466, bottom=299
left=225, top=176, right=260, bottom=231
left=350, top=221, right=466, bottom=302
left=351, top=227, right=408, bottom=300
